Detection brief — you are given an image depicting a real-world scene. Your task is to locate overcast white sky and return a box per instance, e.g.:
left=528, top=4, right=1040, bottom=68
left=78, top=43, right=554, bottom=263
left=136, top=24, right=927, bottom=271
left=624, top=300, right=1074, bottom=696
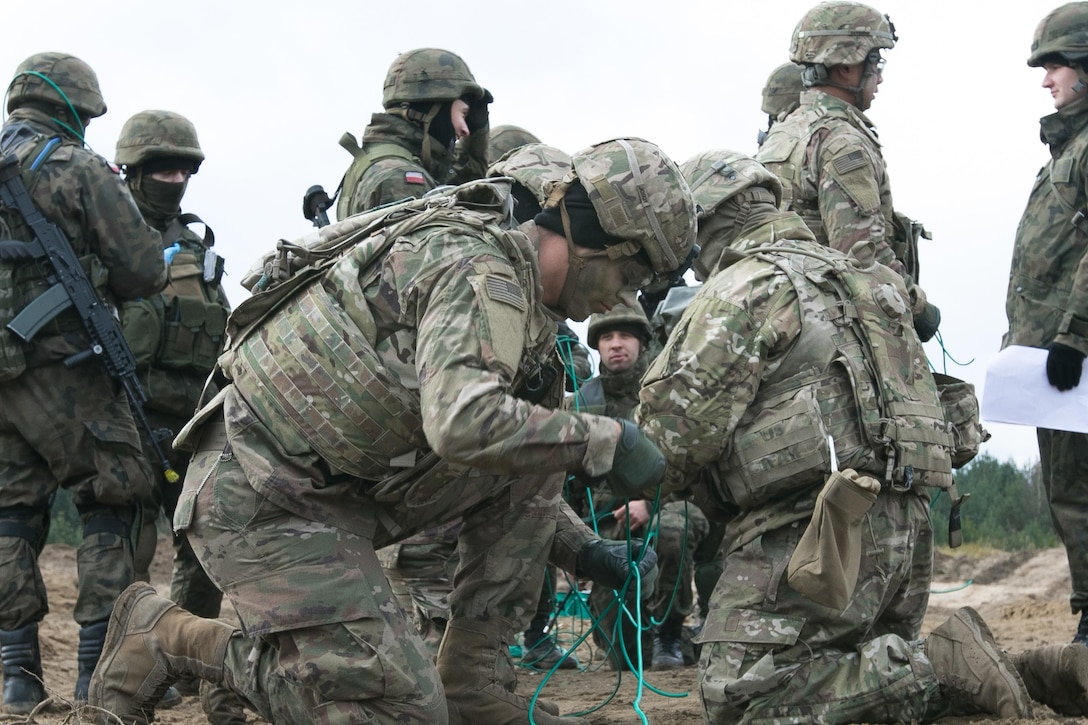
left=3, top=0, right=1065, bottom=467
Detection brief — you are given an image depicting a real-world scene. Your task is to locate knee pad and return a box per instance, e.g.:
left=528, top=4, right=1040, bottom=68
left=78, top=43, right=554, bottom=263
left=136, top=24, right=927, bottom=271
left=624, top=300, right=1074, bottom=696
left=77, top=504, right=133, bottom=542
left=0, top=505, right=48, bottom=551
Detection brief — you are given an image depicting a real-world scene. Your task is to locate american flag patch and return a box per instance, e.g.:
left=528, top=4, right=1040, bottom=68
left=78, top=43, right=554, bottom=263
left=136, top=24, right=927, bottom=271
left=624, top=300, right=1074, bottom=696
left=485, top=275, right=525, bottom=310
left=832, top=150, right=866, bottom=174
left=404, top=171, right=426, bottom=185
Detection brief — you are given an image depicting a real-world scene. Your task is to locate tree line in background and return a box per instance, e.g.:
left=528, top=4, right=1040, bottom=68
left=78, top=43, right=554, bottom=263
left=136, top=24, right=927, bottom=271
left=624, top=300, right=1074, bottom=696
left=45, top=453, right=1056, bottom=552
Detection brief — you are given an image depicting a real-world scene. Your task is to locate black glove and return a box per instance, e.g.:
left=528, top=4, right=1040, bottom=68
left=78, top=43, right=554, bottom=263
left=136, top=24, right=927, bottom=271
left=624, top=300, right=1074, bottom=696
left=465, top=91, right=492, bottom=134
left=575, top=537, right=658, bottom=592
left=1047, top=342, right=1086, bottom=391
left=606, top=420, right=666, bottom=498
left=913, top=301, right=941, bottom=342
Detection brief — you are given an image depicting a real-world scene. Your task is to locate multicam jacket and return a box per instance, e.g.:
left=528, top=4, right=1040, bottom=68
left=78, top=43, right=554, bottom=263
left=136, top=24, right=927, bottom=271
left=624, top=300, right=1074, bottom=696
left=756, top=89, right=900, bottom=274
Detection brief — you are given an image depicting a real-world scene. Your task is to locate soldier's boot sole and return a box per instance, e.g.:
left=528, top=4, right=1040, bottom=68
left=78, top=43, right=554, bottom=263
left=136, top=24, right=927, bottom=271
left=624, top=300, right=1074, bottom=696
left=1013, top=643, right=1088, bottom=715
left=88, top=582, right=236, bottom=725
left=926, top=606, right=1033, bottom=718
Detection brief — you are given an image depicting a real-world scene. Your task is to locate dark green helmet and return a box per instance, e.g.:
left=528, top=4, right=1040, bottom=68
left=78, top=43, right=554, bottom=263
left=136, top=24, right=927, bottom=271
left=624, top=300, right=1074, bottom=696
left=1028, top=2, right=1088, bottom=67
left=115, top=110, right=204, bottom=171
left=762, top=63, right=806, bottom=116
left=488, top=124, right=542, bottom=162
left=587, top=303, right=652, bottom=349
left=6, top=51, right=106, bottom=118
left=382, top=48, right=490, bottom=108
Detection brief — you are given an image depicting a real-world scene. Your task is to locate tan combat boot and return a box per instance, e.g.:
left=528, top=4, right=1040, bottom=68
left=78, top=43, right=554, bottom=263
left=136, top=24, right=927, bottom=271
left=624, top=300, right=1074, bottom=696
left=1012, top=643, right=1088, bottom=715
left=925, top=606, right=1033, bottom=718
left=88, top=582, right=237, bottom=725
left=437, top=617, right=589, bottom=725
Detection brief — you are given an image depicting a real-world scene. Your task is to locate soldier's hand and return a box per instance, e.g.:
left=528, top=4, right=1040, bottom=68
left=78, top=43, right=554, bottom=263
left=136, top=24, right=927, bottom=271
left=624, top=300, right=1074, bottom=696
left=606, top=420, right=666, bottom=498
left=1046, top=342, right=1086, bottom=391
left=576, top=537, right=658, bottom=594
left=913, top=301, right=941, bottom=342
left=465, top=94, right=491, bottom=133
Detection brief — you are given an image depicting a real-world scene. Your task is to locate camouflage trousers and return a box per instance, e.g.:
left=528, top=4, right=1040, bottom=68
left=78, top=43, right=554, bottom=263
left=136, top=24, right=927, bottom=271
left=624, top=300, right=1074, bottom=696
left=1037, top=428, right=1088, bottom=613
left=698, top=489, right=942, bottom=723
left=376, top=518, right=461, bottom=658
left=0, top=363, right=152, bottom=629
left=177, top=409, right=591, bottom=724
left=590, top=500, right=710, bottom=667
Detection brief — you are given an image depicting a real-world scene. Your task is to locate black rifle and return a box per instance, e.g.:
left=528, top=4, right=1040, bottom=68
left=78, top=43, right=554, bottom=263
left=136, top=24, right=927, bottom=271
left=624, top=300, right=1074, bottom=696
left=0, top=152, right=179, bottom=484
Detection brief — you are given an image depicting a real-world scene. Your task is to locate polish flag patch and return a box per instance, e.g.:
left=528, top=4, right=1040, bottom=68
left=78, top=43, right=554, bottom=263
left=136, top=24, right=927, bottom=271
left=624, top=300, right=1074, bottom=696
left=405, top=171, right=426, bottom=185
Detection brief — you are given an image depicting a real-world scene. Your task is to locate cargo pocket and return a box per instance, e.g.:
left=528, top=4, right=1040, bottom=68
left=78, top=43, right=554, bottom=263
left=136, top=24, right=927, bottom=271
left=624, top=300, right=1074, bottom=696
left=83, top=419, right=154, bottom=505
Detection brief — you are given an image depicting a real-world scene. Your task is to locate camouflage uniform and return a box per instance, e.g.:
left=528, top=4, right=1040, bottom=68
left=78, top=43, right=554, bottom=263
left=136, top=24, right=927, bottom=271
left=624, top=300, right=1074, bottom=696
left=1004, top=4, right=1088, bottom=630
left=115, top=110, right=230, bottom=621
left=0, top=53, right=165, bottom=710
left=337, top=48, right=491, bottom=220
left=637, top=150, right=957, bottom=722
left=85, top=139, right=690, bottom=724
left=569, top=305, right=710, bottom=670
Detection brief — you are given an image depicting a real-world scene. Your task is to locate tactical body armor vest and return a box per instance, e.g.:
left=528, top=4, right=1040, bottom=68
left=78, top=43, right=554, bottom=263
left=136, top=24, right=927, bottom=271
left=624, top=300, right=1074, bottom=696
left=336, top=140, right=424, bottom=221
left=122, top=214, right=226, bottom=376
left=716, top=241, right=952, bottom=509
left=220, top=180, right=559, bottom=481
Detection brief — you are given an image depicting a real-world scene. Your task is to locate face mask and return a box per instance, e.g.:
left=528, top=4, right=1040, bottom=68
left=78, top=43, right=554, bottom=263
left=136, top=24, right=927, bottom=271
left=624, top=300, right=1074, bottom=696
left=131, top=175, right=188, bottom=223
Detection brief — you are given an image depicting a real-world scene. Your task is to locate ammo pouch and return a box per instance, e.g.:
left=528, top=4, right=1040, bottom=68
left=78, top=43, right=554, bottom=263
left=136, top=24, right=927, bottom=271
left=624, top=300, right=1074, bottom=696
left=718, top=385, right=832, bottom=509
left=932, top=372, right=989, bottom=469
left=786, top=468, right=880, bottom=611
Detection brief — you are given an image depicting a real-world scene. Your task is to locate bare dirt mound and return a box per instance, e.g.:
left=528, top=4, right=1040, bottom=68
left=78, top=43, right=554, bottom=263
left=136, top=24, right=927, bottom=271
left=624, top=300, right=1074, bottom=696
left=6, top=542, right=1086, bottom=723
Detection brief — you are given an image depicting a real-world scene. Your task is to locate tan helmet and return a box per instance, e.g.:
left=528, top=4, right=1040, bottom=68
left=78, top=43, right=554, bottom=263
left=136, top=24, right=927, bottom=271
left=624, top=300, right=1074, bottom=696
left=762, top=63, right=806, bottom=117
left=1028, top=2, right=1088, bottom=67
left=114, top=110, right=204, bottom=171
left=789, top=1, right=897, bottom=67
left=382, top=48, right=490, bottom=108
left=587, top=303, right=652, bottom=350
left=546, top=137, right=696, bottom=279
left=6, top=51, right=106, bottom=118
left=681, top=149, right=783, bottom=218
left=487, top=143, right=571, bottom=207
left=488, top=124, right=542, bottom=162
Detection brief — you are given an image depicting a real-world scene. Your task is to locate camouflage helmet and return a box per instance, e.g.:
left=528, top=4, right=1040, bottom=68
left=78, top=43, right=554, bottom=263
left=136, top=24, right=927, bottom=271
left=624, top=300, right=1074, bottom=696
left=488, top=124, right=542, bottom=162
left=587, top=303, right=652, bottom=349
left=546, top=137, right=696, bottom=279
left=1028, top=3, right=1088, bottom=67
left=487, top=143, right=572, bottom=206
left=115, top=110, right=204, bottom=171
left=6, top=51, right=106, bottom=118
left=382, top=48, right=490, bottom=108
left=680, top=149, right=783, bottom=218
left=762, top=63, right=806, bottom=116
left=790, top=1, right=897, bottom=67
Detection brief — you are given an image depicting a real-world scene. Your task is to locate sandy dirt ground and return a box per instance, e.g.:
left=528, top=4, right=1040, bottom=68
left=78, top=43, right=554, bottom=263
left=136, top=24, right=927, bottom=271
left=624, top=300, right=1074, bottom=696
left=6, top=541, right=1088, bottom=724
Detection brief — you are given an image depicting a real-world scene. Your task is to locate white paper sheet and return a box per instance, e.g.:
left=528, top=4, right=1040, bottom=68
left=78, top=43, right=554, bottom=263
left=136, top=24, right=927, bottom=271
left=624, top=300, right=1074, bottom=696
left=981, top=345, right=1088, bottom=434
